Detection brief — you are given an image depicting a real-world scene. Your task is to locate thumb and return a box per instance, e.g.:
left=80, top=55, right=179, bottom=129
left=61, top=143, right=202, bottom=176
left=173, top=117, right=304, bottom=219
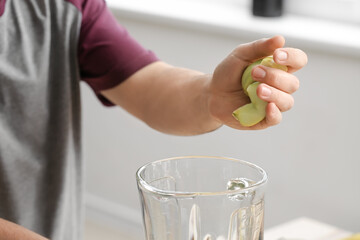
left=232, top=35, right=285, bottom=62
left=211, top=36, right=285, bottom=93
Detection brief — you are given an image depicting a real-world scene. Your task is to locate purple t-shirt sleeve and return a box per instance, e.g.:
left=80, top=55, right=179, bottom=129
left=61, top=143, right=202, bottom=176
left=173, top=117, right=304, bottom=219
left=71, top=0, right=159, bottom=106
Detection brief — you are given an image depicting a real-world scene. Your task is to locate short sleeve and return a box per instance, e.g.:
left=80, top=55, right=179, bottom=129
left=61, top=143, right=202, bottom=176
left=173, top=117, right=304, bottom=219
left=76, top=0, right=159, bottom=106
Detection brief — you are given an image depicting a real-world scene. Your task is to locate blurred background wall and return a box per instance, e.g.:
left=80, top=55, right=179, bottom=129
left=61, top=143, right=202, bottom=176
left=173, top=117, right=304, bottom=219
left=82, top=0, right=360, bottom=238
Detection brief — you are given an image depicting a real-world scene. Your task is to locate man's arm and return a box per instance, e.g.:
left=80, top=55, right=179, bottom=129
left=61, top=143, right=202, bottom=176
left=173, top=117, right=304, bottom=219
left=0, top=218, right=48, bottom=240
left=102, top=62, right=220, bottom=135
left=101, top=36, right=307, bottom=135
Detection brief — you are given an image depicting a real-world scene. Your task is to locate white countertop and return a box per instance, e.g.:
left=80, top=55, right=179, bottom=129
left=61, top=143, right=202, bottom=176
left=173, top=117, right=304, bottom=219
left=265, top=217, right=353, bottom=240
left=84, top=216, right=354, bottom=240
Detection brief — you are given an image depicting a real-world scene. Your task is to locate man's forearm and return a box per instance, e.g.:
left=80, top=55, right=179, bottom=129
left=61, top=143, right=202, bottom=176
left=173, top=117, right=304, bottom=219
left=101, top=62, right=222, bottom=135
left=136, top=66, right=222, bottom=135
left=0, top=218, right=48, bottom=240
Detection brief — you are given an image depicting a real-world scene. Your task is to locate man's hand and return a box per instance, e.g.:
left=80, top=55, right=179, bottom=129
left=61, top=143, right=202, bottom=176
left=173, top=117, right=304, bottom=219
left=101, top=36, right=307, bottom=135
left=208, top=35, right=307, bottom=130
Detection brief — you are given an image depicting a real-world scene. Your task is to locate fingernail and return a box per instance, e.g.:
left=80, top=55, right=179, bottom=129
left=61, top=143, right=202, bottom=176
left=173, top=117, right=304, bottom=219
left=260, top=85, right=271, bottom=98
left=253, top=67, right=266, bottom=79
left=277, top=50, right=288, bottom=61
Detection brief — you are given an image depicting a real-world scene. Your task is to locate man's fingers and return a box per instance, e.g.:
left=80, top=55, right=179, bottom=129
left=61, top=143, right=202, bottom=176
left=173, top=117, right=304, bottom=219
left=252, top=65, right=300, bottom=94
left=274, top=48, right=308, bottom=73
left=257, top=83, right=295, bottom=112
left=232, top=35, right=285, bottom=62
left=264, top=102, right=282, bottom=126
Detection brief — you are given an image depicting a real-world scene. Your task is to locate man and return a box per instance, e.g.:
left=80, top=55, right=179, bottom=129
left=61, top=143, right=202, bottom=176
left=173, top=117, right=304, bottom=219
left=0, top=0, right=307, bottom=239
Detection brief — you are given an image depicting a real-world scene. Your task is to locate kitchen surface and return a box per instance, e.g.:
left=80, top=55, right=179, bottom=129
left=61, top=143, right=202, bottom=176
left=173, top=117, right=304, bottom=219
left=84, top=217, right=354, bottom=240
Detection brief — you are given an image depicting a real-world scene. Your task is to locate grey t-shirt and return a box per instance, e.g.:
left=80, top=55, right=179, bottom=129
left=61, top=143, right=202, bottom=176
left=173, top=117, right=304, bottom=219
left=0, top=0, right=158, bottom=239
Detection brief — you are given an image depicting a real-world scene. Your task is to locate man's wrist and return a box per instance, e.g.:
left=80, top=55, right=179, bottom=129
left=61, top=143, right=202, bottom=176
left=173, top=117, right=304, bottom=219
left=203, top=74, right=223, bottom=132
